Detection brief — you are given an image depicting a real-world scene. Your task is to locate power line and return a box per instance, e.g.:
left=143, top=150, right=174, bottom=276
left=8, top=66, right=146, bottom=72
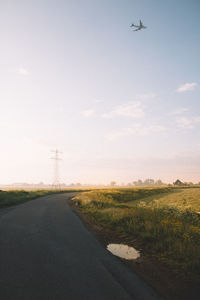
left=51, top=149, right=62, bottom=188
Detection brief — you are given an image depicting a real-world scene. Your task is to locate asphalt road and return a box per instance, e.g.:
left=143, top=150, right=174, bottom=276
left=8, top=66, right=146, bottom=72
left=0, top=193, right=162, bottom=300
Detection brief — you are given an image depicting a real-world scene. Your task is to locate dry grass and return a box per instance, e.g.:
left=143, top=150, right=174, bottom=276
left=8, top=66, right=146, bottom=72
left=134, top=188, right=200, bottom=212
left=74, top=187, right=200, bottom=274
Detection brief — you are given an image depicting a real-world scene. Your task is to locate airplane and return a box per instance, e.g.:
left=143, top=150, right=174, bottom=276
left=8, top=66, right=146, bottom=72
left=130, top=20, right=147, bottom=31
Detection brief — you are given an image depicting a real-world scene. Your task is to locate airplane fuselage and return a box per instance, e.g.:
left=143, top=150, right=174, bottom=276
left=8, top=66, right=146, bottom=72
left=130, top=21, right=147, bottom=31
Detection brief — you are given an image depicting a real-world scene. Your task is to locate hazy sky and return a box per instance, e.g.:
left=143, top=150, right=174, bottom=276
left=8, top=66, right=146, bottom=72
left=0, top=0, right=200, bottom=184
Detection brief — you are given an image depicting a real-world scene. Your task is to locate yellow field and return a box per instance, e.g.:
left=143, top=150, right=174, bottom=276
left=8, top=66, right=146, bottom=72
left=134, top=188, right=200, bottom=212
left=74, top=187, right=200, bottom=274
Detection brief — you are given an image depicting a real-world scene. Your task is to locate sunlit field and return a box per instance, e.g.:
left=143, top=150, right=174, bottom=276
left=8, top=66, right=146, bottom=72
left=134, top=187, right=200, bottom=212
left=74, top=187, right=200, bottom=274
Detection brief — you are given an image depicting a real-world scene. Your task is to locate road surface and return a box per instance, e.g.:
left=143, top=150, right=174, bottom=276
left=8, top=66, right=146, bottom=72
left=0, top=193, right=162, bottom=300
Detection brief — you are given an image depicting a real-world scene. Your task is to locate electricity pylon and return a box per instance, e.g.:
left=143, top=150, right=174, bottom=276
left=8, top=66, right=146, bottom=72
left=51, top=149, right=62, bottom=188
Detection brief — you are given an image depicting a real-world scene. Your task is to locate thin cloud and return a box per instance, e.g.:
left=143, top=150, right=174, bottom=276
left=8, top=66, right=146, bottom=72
left=176, top=116, right=200, bottom=129
left=94, top=98, right=104, bottom=103
left=102, top=101, right=145, bottom=119
left=138, top=93, right=156, bottom=100
left=171, top=107, right=189, bottom=115
left=105, top=124, right=165, bottom=141
left=176, top=82, right=197, bottom=93
left=81, top=109, right=95, bottom=117
left=9, top=67, right=30, bottom=76
left=193, top=117, right=200, bottom=123
left=17, top=67, right=30, bottom=76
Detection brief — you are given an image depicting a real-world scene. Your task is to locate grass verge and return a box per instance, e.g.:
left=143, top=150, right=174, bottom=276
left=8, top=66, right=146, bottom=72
left=0, top=189, right=81, bottom=209
left=72, top=187, right=200, bottom=298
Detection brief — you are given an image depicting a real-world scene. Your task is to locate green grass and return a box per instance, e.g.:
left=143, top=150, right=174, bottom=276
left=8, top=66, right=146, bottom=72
left=74, top=187, right=173, bottom=207
left=0, top=189, right=79, bottom=209
left=74, top=187, right=200, bottom=274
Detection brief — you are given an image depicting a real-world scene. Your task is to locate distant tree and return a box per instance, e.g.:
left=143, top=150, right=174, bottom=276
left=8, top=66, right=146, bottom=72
left=133, top=179, right=143, bottom=186
left=110, top=181, right=116, bottom=187
left=138, top=179, right=143, bottom=186
left=144, top=179, right=155, bottom=186
left=155, top=179, right=164, bottom=186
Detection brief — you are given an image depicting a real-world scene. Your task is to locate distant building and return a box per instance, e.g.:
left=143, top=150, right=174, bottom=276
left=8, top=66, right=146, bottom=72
left=173, top=179, right=184, bottom=186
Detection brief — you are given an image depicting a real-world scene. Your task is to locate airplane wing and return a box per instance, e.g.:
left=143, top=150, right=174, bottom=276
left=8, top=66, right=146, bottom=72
left=130, top=23, right=138, bottom=28
left=133, top=28, right=141, bottom=31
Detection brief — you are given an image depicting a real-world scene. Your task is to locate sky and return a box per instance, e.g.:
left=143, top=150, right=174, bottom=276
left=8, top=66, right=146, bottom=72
left=0, top=0, right=200, bottom=184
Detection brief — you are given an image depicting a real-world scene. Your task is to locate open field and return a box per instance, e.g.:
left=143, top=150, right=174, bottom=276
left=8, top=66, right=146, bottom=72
left=133, top=187, right=200, bottom=212
left=74, top=187, right=200, bottom=274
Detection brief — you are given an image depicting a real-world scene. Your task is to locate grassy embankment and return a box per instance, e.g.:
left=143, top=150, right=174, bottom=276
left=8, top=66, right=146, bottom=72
left=0, top=189, right=80, bottom=209
left=74, top=187, right=200, bottom=274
